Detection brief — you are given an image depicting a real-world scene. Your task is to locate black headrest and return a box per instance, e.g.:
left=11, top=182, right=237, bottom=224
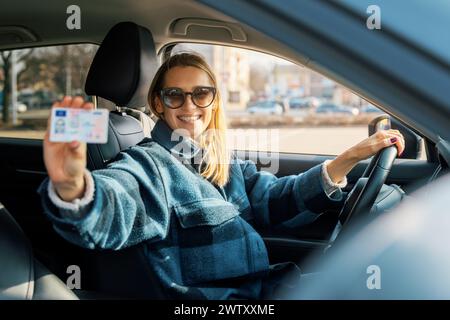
left=85, top=21, right=157, bottom=109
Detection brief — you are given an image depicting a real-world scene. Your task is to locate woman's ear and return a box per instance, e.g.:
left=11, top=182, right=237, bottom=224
left=154, top=96, right=164, bottom=115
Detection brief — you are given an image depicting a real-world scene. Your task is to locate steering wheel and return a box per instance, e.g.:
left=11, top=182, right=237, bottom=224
left=336, top=115, right=398, bottom=234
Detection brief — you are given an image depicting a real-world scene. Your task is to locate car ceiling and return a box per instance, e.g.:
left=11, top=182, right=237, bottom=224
left=0, top=0, right=309, bottom=65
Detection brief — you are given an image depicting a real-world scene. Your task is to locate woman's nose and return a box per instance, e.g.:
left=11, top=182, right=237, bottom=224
left=181, top=94, right=197, bottom=110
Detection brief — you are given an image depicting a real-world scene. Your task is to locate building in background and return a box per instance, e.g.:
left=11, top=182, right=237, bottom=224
left=174, top=44, right=250, bottom=111
left=173, top=43, right=365, bottom=112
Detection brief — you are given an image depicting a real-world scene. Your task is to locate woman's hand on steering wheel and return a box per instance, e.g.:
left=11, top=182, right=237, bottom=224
left=326, top=129, right=405, bottom=184
left=349, top=129, right=405, bottom=161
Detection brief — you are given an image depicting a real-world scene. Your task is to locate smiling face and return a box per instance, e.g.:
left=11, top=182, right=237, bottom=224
left=155, top=66, right=215, bottom=139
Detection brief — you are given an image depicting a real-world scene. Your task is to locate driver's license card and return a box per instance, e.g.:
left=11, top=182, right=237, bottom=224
left=49, top=108, right=109, bottom=143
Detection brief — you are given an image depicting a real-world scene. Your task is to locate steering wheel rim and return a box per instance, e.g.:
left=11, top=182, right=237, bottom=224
left=338, top=142, right=398, bottom=230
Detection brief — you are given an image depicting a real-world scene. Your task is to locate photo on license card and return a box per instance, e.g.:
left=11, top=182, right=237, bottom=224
left=49, top=108, right=109, bottom=144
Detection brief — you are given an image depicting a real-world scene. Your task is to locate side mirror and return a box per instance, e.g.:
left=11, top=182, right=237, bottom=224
left=368, top=114, right=424, bottom=159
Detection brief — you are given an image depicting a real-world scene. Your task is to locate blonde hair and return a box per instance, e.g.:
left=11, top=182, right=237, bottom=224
left=148, top=52, right=231, bottom=187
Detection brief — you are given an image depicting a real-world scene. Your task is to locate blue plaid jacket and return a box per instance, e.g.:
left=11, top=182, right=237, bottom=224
left=38, top=120, right=345, bottom=299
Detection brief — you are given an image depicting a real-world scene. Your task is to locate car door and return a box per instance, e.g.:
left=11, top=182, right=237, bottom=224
left=0, top=44, right=99, bottom=285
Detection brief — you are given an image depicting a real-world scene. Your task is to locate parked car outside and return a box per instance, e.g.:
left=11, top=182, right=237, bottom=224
left=289, top=96, right=321, bottom=110
left=247, top=100, right=284, bottom=115
left=316, top=102, right=359, bottom=115
left=360, top=103, right=383, bottom=114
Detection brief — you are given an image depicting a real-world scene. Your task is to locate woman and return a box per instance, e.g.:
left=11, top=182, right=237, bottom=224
left=38, top=53, right=404, bottom=299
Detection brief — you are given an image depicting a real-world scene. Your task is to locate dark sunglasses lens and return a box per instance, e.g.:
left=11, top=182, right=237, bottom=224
left=162, top=88, right=184, bottom=108
left=193, top=87, right=215, bottom=107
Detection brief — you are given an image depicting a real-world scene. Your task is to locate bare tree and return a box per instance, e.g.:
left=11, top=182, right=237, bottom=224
left=0, top=49, right=33, bottom=124
left=1, top=44, right=97, bottom=124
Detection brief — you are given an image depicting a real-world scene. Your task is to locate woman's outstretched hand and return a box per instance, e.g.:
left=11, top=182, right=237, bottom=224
left=326, top=129, right=405, bottom=184
left=43, top=96, right=94, bottom=202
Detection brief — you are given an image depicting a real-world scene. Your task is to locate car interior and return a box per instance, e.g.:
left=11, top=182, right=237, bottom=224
left=0, top=0, right=448, bottom=299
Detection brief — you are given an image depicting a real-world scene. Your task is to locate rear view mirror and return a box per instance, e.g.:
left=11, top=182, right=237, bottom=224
left=368, top=114, right=424, bottom=159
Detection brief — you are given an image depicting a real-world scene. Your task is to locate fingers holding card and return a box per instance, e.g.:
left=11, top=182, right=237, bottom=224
left=49, top=107, right=109, bottom=144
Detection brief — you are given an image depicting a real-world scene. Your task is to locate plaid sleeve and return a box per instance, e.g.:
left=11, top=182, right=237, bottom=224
left=240, top=159, right=345, bottom=229
left=37, top=148, right=170, bottom=250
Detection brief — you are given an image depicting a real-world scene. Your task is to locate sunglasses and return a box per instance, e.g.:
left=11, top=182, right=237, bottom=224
left=160, top=86, right=216, bottom=109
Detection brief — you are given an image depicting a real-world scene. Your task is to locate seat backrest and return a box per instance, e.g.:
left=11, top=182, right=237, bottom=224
left=85, top=244, right=167, bottom=299
left=85, top=21, right=158, bottom=170
left=0, top=202, right=78, bottom=300
left=81, top=22, right=167, bottom=299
